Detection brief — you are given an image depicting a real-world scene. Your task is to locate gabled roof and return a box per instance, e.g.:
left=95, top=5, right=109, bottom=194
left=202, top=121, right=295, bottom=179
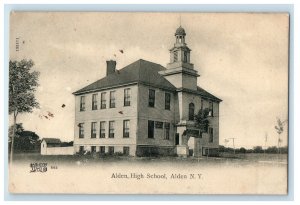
left=42, top=138, right=61, bottom=144
left=177, top=87, right=222, bottom=102
left=73, top=59, right=176, bottom=95
left=196, top=86, right=222, bottom=102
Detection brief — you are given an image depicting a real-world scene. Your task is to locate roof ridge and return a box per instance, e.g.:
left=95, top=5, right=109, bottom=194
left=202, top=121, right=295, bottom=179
left=138, top=59, right=142, bottom=83
left=137, top=58, right=165, bottom=67
left=73, top=59, right=176, bottom=95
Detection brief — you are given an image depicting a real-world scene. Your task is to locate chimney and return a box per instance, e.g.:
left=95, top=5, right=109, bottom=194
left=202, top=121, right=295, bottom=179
left=106, top=60, right=116, bottom=76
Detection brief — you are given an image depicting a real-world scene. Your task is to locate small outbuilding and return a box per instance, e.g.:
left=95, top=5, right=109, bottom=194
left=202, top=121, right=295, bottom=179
left=41, top=138, right=73, bottom=155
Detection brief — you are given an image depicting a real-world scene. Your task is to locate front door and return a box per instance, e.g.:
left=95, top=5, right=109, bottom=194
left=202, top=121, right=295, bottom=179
left=175, top=133, right=179, bottom=145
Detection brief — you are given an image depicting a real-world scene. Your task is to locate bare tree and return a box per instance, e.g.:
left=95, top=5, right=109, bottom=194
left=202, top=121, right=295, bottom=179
left=274, top=118, right=287, bottom=155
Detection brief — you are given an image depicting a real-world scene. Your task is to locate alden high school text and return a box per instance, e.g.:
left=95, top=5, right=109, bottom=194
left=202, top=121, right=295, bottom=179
left=111, top=172, right=202, bottom=180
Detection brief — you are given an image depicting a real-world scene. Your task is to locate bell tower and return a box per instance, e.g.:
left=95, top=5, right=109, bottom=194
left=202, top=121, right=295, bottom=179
left=169, top=26, right=191, bottom=65
left=159, top=26, right=199, bottom=90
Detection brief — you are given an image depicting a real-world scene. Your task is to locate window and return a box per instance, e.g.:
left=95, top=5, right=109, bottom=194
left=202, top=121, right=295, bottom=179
left=80, top=96, right=85, bottom=111
left=110, top=91, right=116, bottom=108
left=79, top=146, right=84, bottom=152
left=91, top=146, right=96, bottom=153
left=92, top=94, right=98, bottom=110
left=123, top=120, right=130, bottom=138
left=91, top=122, right=97, bottom=138
left=209, top=128, right=214, bottom=143
left=148, top=120, right=155, bottom=138
left=108, top=146, right=114, bottom=155
left=165, top=92, right=171, bottom=110
left=164, top=122, right=170, bottom=140
left=79, top=123, right=84, bottom=138
left=101, top=92, right=106, bottom=109
left=201, top=99, right=204, bottom=110
left=174, top=51, right=178, bottom=62
left=155, top=121, right=163, bottom=129
left=148, top=89, right=155, bottom=107
left=109, top=121, right=115, bottom=138
left=123, top=147, right=130, bottom=156
left=100, top=146, right=105, bottom=154
left=100, top=121, right=106, bottom=138
left=184, top=51, right=188, bottom=62
left=189, top=103, right=195, bottom=120
left=124, top=88, right=131, bottom=106
left=209, top=101, right=214, bottom=117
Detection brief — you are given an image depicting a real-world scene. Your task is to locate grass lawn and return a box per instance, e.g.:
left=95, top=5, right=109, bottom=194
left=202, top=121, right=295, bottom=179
left=11, top=152, right=288, bottom=167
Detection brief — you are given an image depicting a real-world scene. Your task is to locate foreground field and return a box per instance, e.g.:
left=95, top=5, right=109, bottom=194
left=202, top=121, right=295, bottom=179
left=9, top=153, right=288, bottom=194
left=12, top=152, right=288, bottom=166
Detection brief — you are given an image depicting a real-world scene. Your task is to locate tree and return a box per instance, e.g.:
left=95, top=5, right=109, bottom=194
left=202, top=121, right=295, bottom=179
left=274, top=118, right=287, bottom=155
left=239, top=147, right=246, bottom=154
left=253, top=146, right=263, bottom=153
left=194, top=108, right=210, bottom=134
left=8, top=123, right=24, bottom=153
left=266, top=146, right=278, bottom=154
left=9, top=124, right=40, bottom=152
left=16, top=131, right=40, bottom=152
left=8, top=123, right=24, bottom=139
left=9, top=59, right=40, bottom=164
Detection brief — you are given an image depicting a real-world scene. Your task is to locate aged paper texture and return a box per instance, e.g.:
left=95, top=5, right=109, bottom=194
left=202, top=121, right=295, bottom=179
left=8, top=12, right=289, bottom=194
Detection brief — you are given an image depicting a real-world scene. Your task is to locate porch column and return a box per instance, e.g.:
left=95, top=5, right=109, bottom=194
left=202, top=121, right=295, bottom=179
left=177, top=126, right=185, bottom=145
left=175, top=126, right=188, bottom=157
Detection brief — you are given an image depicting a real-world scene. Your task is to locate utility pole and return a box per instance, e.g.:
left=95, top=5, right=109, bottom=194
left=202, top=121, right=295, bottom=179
left=227, top=138, right=236, bottom=155
left=264, top=133, right=268, bottom=158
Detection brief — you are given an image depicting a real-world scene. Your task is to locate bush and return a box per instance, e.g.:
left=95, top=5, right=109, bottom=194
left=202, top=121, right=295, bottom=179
left=253, top=146, right=264, bottom=153
left=75, top=150, right=91, bottom=156
left=95, top=151, right=128, bottom=158
left=113, top=152, right=124, bottom=156
left=280, top=146, right=288, bottom=154
left=239, top=147, right=246, bottom=154
left=218, top=145, right=225, bottom=153
left=266, top=146, right=277, bottom=154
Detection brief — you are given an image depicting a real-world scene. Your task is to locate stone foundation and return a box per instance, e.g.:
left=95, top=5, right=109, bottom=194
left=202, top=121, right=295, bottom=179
left=202, top=147, right=219, bottom=157
left=136, top=145, right=175, bottom=157
left=176, top=145, right=189, bottom=157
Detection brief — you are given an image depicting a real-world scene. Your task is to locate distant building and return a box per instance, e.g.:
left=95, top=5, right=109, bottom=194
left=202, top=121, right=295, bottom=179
left=73, top=26, right=222, bottom=157
left=41, top=138, right=74, bottom=155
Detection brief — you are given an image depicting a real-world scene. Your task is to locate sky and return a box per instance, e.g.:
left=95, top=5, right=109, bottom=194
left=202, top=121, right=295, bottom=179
left=9, top=12, right=289, bottom=148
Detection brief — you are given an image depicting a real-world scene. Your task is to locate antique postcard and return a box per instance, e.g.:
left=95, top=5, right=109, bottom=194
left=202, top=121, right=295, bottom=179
left=8, top=12, right=289, bottom=194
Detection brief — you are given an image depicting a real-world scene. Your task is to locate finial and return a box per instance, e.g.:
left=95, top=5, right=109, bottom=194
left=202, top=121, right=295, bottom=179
left=179, top=15, right=181, bottom=27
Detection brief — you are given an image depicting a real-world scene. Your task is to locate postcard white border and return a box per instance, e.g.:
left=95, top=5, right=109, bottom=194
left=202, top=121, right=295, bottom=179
left=1, top=2, right=297, bottom=202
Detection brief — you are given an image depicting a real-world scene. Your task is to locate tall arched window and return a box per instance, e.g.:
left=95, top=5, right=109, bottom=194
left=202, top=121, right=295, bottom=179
left=189, top=103, right=195, bottom=120
left=184, top=51, right=188, bottom=63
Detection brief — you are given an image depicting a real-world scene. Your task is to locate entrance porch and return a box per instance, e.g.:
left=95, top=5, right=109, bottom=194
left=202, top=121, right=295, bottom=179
left=175, top=121, right=202, bottom=157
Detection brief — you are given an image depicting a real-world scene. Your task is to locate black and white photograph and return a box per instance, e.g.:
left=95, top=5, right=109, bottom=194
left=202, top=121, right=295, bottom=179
left=8, top=12, right=289, bottom=194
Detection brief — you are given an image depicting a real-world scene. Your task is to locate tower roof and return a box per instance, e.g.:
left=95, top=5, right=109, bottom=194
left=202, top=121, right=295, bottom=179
left=175, top=26, right=186, bottom=36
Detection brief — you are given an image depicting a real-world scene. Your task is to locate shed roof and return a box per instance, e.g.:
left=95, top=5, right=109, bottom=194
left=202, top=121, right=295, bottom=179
left=42, top=138, right=61, bottom=144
